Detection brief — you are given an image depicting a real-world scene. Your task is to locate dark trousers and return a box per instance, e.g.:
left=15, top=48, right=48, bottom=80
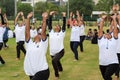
left=115, top=53, right=120, bottom=77
left=51, top=49, right=64, bottom=77
left=0, top=43, right=5, bottom=64
left=29, top=69, right=50, bottom=80
left=100, top=64, right=119, bottom=80
left=79, top=36, right=85, bottom=52
left=16, top=41, right=26, bottom=59
left=3, top=39, right=8, bottom=47
left=70, top=42, right=79, bottom=60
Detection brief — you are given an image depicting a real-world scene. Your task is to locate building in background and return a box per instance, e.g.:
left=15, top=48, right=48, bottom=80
left=21, top=0, right=65, bottom=6
left=21, top=0, right=46, bottom=3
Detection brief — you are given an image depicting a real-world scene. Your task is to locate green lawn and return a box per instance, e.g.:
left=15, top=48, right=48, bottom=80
left=0, top=23, right=108, bottom=80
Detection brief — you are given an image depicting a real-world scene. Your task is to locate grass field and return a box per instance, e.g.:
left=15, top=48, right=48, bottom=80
left=0, top=22, right=109, bottom=80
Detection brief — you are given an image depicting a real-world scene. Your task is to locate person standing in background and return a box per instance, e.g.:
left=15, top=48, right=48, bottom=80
left=69, top=11, right=81, bottom=61
left=24, top=12, right=50, bottom=80
left=98, top=14, right=119, bottom=80
left=3, top=13, right=10, bottom=48
left=79, top=12, right=86, bottom=52
left=48, top=11, right=66, bottom=80
left=14, top=12, right=26, bottom=60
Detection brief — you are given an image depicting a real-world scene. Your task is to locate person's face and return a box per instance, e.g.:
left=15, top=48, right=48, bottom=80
left=31, top=25, right=35, bottom=30
left=18, top=21, right=23, bottom=27
left=54, top=25, right=60, bottom=32
left=34, top=34, right=41, bottom=43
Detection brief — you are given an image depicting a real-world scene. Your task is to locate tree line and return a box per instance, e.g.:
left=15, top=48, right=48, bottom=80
left=0, top=0, right=120, bottom=20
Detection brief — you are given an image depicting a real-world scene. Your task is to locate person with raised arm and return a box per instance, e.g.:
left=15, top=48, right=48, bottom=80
left=3, top=13, right=10, bottom=48
left=14, top=12, right=26, bottom=60
left=24, top=12, right=50, bottom=80
left=69, top=11, right=81, bottom=61
left=48, top=11, right=66, bottom=80
left=98, top=14, right=119, bottom=80
left=76, top=11, right=86, bottom=52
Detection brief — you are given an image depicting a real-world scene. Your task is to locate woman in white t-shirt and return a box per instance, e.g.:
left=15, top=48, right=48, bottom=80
left=79, top=19, right=86, bottom=52
left=48, top=11, right=66, bottom=79
left=24, top=12, right=49, bottom=80
left=0, top=8, right=5, bottom=64
left=69, top=11, right=81, bottom=61
left=14, top=12, right=26, bottom=60
left=98, top=14, right=119, bottom=80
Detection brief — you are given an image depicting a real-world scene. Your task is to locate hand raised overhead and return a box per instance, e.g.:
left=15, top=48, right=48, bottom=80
left=101, top=14, right=107, bottom=20
left=50, top=11, right=55, bottom=16
left=42, top=12, right=48, bottom=18
left=70, top=12, right=73, bottom=17
left=27, top=12, right=33, bottom=19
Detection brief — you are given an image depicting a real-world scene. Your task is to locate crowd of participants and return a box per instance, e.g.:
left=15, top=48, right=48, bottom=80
left=0, top=4, right=120, bottom=80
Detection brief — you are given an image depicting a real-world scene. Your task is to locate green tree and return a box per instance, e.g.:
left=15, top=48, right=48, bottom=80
left=69, top=0, right=95, bottom=16
left=17, top=3, right=32, bottom=17
left=95, top=0, right=120, bottom=11
left=0, top=0, right=14, bottom=16
left=34, top=2, right=46, bottom=15
left=34, top=1, right=62, bottom=19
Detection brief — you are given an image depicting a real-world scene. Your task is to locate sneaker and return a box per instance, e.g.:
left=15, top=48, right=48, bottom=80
left=73, top=59, right=78, bottom=61
left=16, top=58, right=20, bottom=60
left=54, top=77, right=59, bottom=80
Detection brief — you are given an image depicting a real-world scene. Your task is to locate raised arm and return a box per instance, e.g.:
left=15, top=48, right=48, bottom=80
left=76, top=10, right=81, bottom=25
left=48, top=11, right=54, bottom=32
left=98, top=15, right=106, bottom=38
left=41, top=12, right=48, bottom=40
left=117, top=14, right=120, bottom=27
left=3, top=13, right=9, bottom=27
left=15, top=12, right=21, bottom=25
left=112, top=14, right=118, bottom=38
left=26, top=12, right=33, bottom=42
left=62, top=12, right=66, bottom=32
left=69, top=12, right=73, bottom=27
left=20, top=12, right=25, bottom=24
left=0, top=8, right=5, bottom=25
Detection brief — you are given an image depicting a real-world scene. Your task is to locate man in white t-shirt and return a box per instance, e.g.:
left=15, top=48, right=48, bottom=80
left=98, top=14, right=119, bottom=80
left=24, top=12, right=49, bottom=80
left=48, top=11, right=66, bottom=79
left=14, top=12, right=26, bottom=60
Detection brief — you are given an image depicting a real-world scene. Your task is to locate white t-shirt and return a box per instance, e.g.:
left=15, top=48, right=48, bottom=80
left=80, top=25, right=85, bottom=36
left=49, top=30, right=65, bottom=56
left=14, top=24, right=25, bottom=42
left=98, top=36, right=118, bottom=65
left=117, top=33, right=120, bottom=53
left=30, top=29, right=37, bottom=38
left=0, top=27, right=5, bottom=42
left=70, top=26, right=80, bottom=42
left=8, top=30, right=13, bottom=38
left=24, top=38, right=48, bottom=76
